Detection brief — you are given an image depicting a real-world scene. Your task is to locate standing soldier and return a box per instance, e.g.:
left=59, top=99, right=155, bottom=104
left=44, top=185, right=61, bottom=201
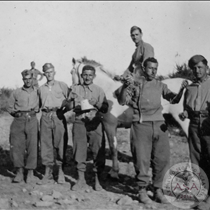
left=118, top=57, right=188, bottom=205
left=37, top=63, right=69, bottom=185
left=30, top=61, right=44, bottom=88
left=65, top=65, right=109, bottom=191
left=179, top=55, right=210, bottom=210
left=7, top=70, right=39, bottom=183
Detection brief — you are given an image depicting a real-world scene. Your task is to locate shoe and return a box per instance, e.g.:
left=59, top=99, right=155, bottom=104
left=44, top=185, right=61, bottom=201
left=37, top=165, right=54, bottom=185
left=154, top=188, right=170, bottom=204
left=57, top=166, right=66, bottom=184
left=138, top=187, right=154, bottom=204
left=26, top=170, right=38, bottom=184
left=72, top=171, right=89, bottom=191
left=94, top=173, right=103, bottom=191
left=13, top=168, right=24, bottom=183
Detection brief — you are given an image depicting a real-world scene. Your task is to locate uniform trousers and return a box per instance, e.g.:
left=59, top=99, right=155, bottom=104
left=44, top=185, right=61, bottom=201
left=9, top=115, right=38, bottom=169
left=72, top=116, right=106, bottom=174
left=130, top=120, right=170, bottom=188
left=40, top=111, right=67, bottom=166
left=188, top=115, right=210, bottom=194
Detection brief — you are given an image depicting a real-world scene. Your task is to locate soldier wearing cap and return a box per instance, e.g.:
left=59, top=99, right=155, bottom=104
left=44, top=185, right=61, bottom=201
left=30, top=61, right=44, bottom=88
left=114, top=26, right=154, bottom=81
left=179, top=55, right=210, bottom=209
left=37, top=63, right=69, bottom=185
left=64, top=64, right=109, bottom=191
left=7, top=69, right=39, bottom=183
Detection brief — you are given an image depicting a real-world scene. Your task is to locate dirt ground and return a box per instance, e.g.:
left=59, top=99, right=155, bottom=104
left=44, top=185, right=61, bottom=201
left=0, top=112, right=191, bottom=210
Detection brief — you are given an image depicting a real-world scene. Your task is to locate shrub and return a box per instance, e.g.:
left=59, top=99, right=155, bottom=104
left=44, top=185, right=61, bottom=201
left=0, top=87, right=14, bottom=114
left=169, top=63, right=194, bottom=81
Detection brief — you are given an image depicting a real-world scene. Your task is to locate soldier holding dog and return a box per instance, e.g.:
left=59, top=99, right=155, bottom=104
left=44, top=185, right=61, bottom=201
left=117, top=57, right=188, bottom=205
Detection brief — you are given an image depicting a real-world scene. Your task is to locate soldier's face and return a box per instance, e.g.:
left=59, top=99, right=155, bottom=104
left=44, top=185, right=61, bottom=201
left=131, top=29, right=142, bottom=45
left=44, top=68, right=55, bottom=81
left=23, top=75, right=33, bottom=88
left=144, top=61, right=158, bottom=81
left=81, top=70, right=96, bottom=85
left=192, top=61, right=208, bottom=80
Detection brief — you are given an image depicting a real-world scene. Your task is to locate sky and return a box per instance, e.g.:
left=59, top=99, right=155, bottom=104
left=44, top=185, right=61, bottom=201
left=0, top=1, right=210, bottom=88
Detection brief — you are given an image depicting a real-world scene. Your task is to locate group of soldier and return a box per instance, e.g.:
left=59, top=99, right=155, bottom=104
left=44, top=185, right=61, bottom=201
left=5, top=25, right=210, bottom=210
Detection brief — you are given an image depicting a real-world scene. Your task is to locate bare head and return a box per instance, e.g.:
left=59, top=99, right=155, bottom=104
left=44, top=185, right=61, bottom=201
left=31, top=61, right=35, bottom=68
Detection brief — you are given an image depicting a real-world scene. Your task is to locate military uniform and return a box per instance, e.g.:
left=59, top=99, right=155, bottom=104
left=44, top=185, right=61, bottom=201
left=38, top=63, right=69, bottom=185
left=7, top=70, right=39, bottom=183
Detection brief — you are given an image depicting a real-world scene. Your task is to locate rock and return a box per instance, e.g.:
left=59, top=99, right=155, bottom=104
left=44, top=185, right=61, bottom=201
left=34, top=201, right=54, bottom=207
left=51, top=190, right=62, bottom=199
left=24, top=200, right=31, bottom=204
left=69, top=194, right=77, bottom=200
left=62, top=198, right=75, bottom=205
left=30, top=190, right=40, bottom=196
left=41, top=195, right=54, bottom=201
left=116, top=195, right=133, bottom=205
left=145, top=203, right=157, bottom=209
left=11, top=200, right=18, bottom=208
left=85, top=188, right=91, bottom=193
left=22, top=188, right=27, bottom=193
left=82, top=198, right=90, bottom=202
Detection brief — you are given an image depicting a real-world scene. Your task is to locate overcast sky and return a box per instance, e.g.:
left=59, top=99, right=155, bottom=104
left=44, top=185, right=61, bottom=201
left=0, top=1, right=210, bottom=88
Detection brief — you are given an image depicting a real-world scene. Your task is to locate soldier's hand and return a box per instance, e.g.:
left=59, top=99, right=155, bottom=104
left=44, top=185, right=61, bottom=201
left=181, top=80, right=189, bottom=90
left=124, top=74, right=134, bottom=86
left=113, top=75, right=121, bottom=81
left=179, top=112, right=187, bottom=121
left=89, top=98, right=97, bottom=106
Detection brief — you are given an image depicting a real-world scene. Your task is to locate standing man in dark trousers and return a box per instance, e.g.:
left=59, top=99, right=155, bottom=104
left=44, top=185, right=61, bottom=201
left=118, top=57, right=188, bottom=205
left=37, top=63, right=69, bottom=185
left=114, top=26, right=154, bottom=81
left=7, top=70, right=39, bottom=183
left=30, top=61, right=44, bottom=88
left=179, top=55, right=210, bottom=210
left=65, top=65, right=109, bottom=191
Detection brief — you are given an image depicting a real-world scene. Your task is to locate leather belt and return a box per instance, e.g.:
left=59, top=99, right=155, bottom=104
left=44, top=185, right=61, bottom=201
left=42, top=107, right=59, bottom=113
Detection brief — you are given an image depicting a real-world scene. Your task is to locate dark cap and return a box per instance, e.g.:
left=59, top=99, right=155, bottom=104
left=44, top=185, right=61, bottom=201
left=188, top=55, right=207, bottom=69
left=21, top=69, right=32, bottom=78
left=130, top=26, right=142, bottom=34
left=82, top=65, right=95, bottom=72
left=42, top=63, right=54, bottom=72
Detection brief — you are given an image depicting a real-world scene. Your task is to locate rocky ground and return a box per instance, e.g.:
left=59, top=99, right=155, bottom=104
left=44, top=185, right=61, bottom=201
left=0, top=112, right=191, bottom=210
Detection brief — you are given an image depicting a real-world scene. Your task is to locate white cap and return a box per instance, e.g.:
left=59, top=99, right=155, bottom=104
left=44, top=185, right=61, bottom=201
left=81, top=99, right=97, bottom=111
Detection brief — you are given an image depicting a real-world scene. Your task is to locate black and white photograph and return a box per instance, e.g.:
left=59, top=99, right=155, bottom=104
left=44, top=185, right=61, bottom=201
left=0, top=1, right=210, bottom=210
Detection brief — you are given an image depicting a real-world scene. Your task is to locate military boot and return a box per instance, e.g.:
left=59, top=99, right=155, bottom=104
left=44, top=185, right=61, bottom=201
left=57, top=165, right=66, bottom=184
left=94, top=172, right=103, bottom=191
left=37, top=165, right=54, bottom=185
left=26, top=170, right=37, bottom=184
left=72, top=171, right=89, bottom=191
left=13, top=168, right=24, bottom=183
left=138, top=186, right=154, bottom=204
left=154, top=188, right=170, bottom=204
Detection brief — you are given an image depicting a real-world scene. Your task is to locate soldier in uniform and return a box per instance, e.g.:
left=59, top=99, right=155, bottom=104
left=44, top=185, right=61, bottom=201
left=65, top=65, right=109, bottom=191
left=7, top=70, right=39, bottom=183
left=37, top=63, right=69, bottom=185
left=118, top=57, right=188, bottom=205
left=30, top=61, right=44, bottom=87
